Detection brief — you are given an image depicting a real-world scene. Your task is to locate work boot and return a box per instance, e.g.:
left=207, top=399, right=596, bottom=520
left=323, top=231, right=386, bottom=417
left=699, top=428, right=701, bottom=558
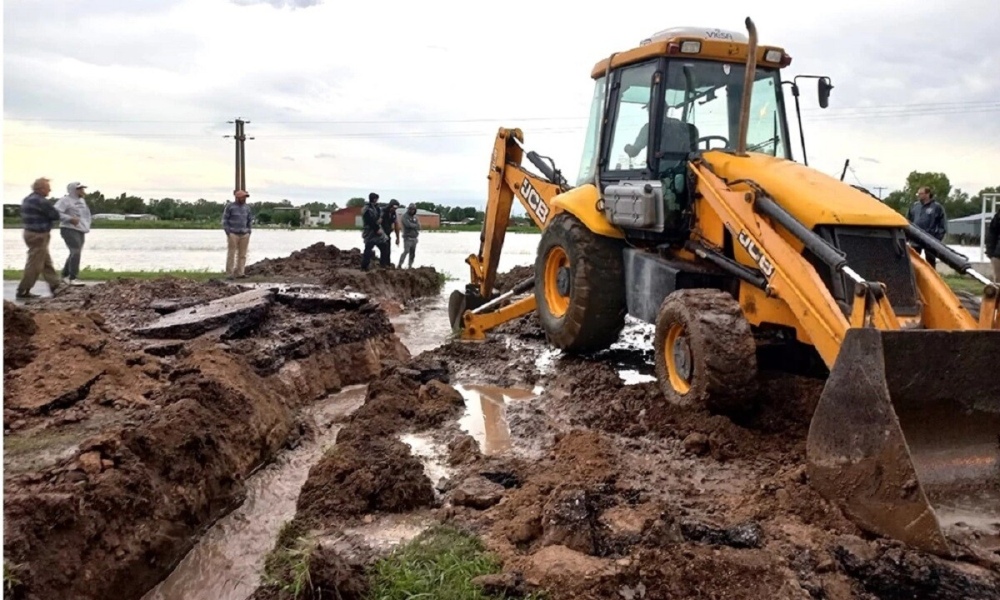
left=15, top=290, right=39, bottom=299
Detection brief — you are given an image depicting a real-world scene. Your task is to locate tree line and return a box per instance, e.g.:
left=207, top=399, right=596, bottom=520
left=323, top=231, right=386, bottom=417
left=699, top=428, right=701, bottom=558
left=878, top=172, right=999, bottom=221
left=2, top=191, right=519, bottom=228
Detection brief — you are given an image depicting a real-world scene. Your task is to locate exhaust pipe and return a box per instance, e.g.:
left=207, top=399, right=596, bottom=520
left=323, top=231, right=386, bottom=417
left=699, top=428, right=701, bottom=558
left=736, top=17, right=758, bottom=156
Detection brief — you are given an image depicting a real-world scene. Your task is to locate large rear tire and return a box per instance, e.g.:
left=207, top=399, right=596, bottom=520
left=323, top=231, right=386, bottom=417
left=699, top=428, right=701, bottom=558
left=534, top=213, right=626, bottom=353
left=654, top=288, right=758, bottom=415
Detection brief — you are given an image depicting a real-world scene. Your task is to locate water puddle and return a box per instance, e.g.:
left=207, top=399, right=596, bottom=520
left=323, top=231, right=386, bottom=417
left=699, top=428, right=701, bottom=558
left=340, top=513, right=434, bottom=555
left=455, top=384, right=539, bottom=456
left=142, top=385, right=367, bottom=600
left=390, top=294, right=452, bottom=356
left=400, top=433, right=453, bottom=488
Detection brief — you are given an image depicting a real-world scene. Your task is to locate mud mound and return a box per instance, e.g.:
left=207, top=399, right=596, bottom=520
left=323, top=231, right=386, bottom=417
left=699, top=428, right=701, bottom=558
left=4, top=347, right=292, bottom=600
left=296, top=433, right=435, bottom=524
left=337, top=359, right=463, bottom=441
left=254, top=538, right=370, bottom=600
left=323, top=266, right=442, bottom=303
left=4, top=301, right=38, bottom=372
left=495, top=265, right=534, bottom=292
left=244, top=242, right=363, bottom=278
left=3, top=310, right=162, bottom=428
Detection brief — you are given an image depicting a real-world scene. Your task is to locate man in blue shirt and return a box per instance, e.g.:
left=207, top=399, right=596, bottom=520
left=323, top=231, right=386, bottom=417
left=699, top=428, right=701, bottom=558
left=16, top=177, right=66, bottom=299
left=222, top=189, right=253, bottom=278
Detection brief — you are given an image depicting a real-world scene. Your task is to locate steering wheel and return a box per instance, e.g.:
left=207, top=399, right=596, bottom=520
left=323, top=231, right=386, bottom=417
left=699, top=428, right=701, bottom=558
left=697, top=135, right=729, bottom=150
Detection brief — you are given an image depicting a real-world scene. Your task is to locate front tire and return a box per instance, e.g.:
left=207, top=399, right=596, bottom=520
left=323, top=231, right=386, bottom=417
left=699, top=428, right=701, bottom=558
left=534, top=213, right=626, bottom=353
left=654, top=288, right=758, bottom=415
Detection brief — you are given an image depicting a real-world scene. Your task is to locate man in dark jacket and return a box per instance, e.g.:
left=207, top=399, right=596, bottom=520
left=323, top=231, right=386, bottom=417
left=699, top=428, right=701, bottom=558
left=361, top=192, right=390, bottom=271
left=907, top=186, right=948, bottom=268
left=986, top=206, right=1000, bottom=281
left=16, top=177, right=66, bottom=299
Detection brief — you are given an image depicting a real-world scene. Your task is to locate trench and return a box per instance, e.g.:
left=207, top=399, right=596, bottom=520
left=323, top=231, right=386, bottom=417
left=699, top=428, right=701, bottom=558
left=142, top=293, right=454, bottom=600
left=140, top=293, right=661, bottom=600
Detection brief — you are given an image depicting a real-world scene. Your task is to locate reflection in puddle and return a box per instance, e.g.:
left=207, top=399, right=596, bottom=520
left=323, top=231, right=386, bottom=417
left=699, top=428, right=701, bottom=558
left=142, top=385, right=368, bottom=600
left=455, top=384, right=538, bottom=456
left=400, top=433, right=453, bottom=487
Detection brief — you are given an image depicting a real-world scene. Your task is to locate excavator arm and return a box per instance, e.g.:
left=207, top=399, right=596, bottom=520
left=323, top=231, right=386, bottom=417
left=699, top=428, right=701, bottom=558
left=449, top=128, right=568, bottom=339
left=469, top=128, right=566, bottom=295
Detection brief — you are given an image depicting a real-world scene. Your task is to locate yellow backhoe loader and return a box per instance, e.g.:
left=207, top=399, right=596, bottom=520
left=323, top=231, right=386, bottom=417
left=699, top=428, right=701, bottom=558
left=449, top=18, right=1000, bottom=559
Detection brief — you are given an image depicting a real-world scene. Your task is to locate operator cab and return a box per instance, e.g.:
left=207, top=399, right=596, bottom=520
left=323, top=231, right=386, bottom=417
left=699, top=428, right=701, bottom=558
left=577, top=27, right=799, bottom=245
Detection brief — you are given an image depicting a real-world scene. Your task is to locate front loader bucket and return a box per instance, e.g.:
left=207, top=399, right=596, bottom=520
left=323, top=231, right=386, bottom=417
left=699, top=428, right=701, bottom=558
left=806, top=327, right=1000, bottom=557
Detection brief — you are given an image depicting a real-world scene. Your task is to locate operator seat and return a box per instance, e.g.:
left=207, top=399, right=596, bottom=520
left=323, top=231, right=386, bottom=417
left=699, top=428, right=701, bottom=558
left=658, top=117, right=698, bottom=169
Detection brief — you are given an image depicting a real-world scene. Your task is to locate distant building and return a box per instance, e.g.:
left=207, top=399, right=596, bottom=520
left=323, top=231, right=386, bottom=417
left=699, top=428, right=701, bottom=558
left=948, top=212, right=994, bottom=242
left=298, top=208, right=332, bottom=227
left=329, top=206, right=440, bottom=229
left=92, top=213, right=159, bottom=221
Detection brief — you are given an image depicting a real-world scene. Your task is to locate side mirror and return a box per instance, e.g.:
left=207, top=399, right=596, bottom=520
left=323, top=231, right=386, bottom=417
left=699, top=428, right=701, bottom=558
left=818, top=77, right=833, bottom=109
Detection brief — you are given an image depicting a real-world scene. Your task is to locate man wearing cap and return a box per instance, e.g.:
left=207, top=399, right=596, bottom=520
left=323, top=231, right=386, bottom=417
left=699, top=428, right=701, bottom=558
left=222, top=189, right=253, bottom=278
left=54, top=181, right=92, bottom=286
left=361, top=192, right=390, bottom=271
left=16, top=177, right=66, bottom=299
left=398, top=203, right=420, bottom=269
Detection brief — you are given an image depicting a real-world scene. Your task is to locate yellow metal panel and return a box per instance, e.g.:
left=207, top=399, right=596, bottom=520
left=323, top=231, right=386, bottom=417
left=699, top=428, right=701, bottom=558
left=550, top=184, right=625, bottom=239
left=591, top=41, right=789, bottom=79
left=703, top=151, right=909, bottom=229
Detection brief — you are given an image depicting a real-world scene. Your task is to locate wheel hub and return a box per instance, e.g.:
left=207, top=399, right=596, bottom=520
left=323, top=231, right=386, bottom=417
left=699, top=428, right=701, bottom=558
left=556, top=267, right=571, bottom=297
left=672, top=334, right=692, bottom=382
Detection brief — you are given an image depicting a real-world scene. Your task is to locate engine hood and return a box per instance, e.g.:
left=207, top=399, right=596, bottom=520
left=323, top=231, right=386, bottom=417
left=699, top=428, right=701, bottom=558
left=700, top=151, right=908, bottom=229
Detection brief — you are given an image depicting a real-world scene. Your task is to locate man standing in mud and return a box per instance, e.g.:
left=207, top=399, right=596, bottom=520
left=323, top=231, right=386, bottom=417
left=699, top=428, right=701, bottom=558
left=16, top=177, right=66, bottom=299
left=361, top=192, right=390, bottom=271
left=222, top=189, right=253, bottom=278
left=397, top=203, right=420, bottom=269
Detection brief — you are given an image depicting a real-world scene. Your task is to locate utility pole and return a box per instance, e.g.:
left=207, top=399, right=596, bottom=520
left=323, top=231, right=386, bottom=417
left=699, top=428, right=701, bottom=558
left=224, top=118, right=254, bottom=192
left=873, top=186, right=886, bottom=199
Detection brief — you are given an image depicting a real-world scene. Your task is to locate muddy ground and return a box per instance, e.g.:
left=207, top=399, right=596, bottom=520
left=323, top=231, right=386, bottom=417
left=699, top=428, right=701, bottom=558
left=2, top=246, right=442, bottom=600
left=248, top=266, right=1000, bottom=600
left=7, top=251, right=1000, bottom=600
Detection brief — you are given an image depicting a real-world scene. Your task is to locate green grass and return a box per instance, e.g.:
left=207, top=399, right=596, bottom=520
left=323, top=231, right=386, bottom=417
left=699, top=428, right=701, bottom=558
left=260, top=521, right=316, bottom=599
left=942, top=274, right=989, bottom=294
left=366, top=525, right=543, bottom=600
left=3, top=267, right=227, bottom=281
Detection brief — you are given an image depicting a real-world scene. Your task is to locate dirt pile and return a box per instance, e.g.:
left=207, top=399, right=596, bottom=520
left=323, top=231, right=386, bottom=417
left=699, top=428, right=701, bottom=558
left=4, top=301, right=38, bottom=372
left=242, top=241, right=443, bottom=304
left=245, top=242, right=364, bottom=277
left=3, top=280, right=411, bottom=600
left=3, top=309, right=163, bottom=432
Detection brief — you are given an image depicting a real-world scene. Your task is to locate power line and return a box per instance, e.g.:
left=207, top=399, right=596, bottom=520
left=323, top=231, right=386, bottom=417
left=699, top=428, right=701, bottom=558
left=7, top=100, right=999, bottom=125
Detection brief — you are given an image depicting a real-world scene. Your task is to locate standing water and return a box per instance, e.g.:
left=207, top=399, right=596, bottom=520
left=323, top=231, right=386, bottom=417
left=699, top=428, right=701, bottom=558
left=141, top=294, right=457, bottom=600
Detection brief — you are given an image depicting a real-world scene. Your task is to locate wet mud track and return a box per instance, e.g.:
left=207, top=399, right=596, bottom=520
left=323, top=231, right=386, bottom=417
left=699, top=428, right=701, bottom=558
left=2, top=246, right=443, bottom=600
left=244, top=264, right=1000, bottom=600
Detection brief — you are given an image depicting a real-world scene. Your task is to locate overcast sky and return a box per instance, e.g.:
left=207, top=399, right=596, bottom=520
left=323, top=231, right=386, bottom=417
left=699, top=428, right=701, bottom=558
left=3, top=0, right=999, bottom=208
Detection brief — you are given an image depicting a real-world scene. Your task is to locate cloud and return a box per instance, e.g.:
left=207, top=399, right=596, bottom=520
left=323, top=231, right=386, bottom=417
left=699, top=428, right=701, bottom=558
left=231, top=0, right=322, bottom=8
left=3, top=0, right=999, bottom=208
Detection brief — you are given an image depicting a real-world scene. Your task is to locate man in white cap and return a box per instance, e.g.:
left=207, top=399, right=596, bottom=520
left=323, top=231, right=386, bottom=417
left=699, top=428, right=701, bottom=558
left=54, top=181, right=92, bottom=286
left=222, top=189, right=253, bottom=278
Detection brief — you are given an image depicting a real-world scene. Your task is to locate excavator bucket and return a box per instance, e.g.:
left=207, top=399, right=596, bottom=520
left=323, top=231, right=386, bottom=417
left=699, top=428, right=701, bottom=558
left=806, top=327, right=1000, bottom=557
